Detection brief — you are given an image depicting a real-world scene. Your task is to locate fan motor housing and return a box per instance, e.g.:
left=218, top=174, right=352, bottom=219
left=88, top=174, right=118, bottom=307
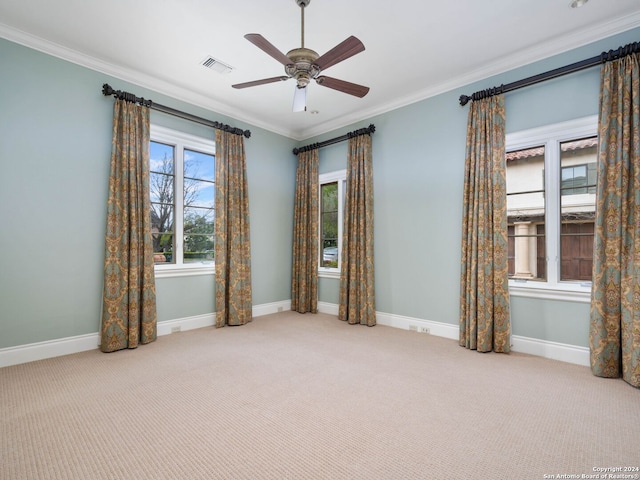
left=285, top=47, right=321, bottom=86
left=296, top=0, right=311, bottom=7
left=286, top=47, right=319, bottom=64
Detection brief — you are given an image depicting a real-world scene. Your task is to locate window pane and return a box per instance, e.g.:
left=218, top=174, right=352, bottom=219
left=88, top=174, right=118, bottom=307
left=150, top=142, right=174, bottom=174
left=322, top=211, right=338, bottom=238
left=150, top=141, right=174, bottom=210
left=184, top=179, right=214, bottom=209
left=321, top=213, right=338, bottom=267
left=506, top=147, right=546, bottom=280
left=561, top=165, right=589, bottom=195
left=183, top=148, right=215, bottom=265
left=560, top=136, right=597, bottom=281
left=507, top=225, right=514, bottom=275
left=151, top=206, right=174, bottom=264
left=184, top=207, right=214, bottom=263
left=150, top=172, right=174, bottom=204
left=184, top=207, right=214, bottom=234
left=184, top=149, right=215, bottom=182
left=322, top=182, right=338, bottom=211
left=184, top=234, right=214, bottom=263
left=150, top=142, right=175, bottom=265
left=321, top=182, right=339, bottom=268
left=560, top=223, right=593, bottom=281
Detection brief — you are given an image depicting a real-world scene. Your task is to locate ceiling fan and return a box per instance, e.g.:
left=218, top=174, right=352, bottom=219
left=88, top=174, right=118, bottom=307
left=231, top=0, right=369, bottom=112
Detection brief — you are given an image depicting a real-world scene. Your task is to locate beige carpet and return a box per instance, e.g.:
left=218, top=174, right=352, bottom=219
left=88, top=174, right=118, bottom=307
left=1, top=311, right=638, bottom=480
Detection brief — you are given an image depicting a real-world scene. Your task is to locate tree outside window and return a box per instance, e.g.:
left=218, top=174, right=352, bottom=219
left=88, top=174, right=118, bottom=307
left=149, top=126, right=215, bottom=270
left=319, top=170, right=346, bottom=273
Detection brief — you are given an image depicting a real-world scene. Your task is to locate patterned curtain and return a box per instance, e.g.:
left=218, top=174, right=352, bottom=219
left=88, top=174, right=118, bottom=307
left=339, top=134, right=376, bottom=326
left=215, top=129, right=252, bottom=327
left=100, top=99, right=157, bottom=352
left=590, top=52, right=640, bottom=388
left=459, top=95, right=511, bottom=353
left=291, top=149, right=319, bottom=314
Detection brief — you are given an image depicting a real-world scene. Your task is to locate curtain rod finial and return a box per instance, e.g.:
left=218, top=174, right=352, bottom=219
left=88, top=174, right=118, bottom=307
left=459, top=94, right=471, bottom=106
left=102, top=83, right=114, bottom=97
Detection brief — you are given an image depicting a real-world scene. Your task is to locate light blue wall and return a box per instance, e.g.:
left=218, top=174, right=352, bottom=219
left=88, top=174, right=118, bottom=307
left=0, top=38, right=296, bottom=348
left=309, top=27, right=640, bottom=348
left=2, top=26, right=639, bottom=351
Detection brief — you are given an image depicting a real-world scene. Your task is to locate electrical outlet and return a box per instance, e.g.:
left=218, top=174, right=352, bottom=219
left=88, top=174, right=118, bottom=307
left=171, top=326, right=181, bottom=334
left=418, top=326, right=430, bottom=334
left=409, top=325, right=418, bottom=332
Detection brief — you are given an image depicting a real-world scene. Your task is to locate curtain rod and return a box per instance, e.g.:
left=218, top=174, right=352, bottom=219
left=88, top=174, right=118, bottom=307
left=459, top=41, right=640, bottom=106
left=293, top=124, right=376, bottom=155
left=102, top=84, right=251, bottom=138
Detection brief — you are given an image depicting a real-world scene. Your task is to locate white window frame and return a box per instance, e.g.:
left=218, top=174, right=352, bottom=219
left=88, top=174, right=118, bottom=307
left=318, top=169, right=346, bottom=279
left=150, top=125, right=215, bottom=279
left=506, top=115, right=598, bottom=303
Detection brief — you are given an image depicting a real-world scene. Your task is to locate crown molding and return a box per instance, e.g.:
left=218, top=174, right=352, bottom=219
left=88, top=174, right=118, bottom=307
left=297, top=12, right=640, bottom=139
left=2, top=11, right=640, bottom=142
left=0, top=22, right=294, bottom=139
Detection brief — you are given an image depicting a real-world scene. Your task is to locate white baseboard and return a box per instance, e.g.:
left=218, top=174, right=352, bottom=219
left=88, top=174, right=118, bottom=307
left=156, top=313, right=215, bottom=335
left=253, top=300, right=292, bottom=317
left=0, top=333, right=101, bottom=369
left=317, top=301, right=340, bottom=316
left=376, top=311, right=460, bottom=340
left=511, top=335, right=589, bottom=366
left=0, top=300, right=292, bottom=368
left=0, top=300, right=589, bottom=368
left=319, top=303, right=589, bottom=367
left=319, top=304, right=458, bottom=340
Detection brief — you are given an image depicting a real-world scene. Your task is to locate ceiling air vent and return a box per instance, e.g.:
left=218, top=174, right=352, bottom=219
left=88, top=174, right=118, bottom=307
left=201, top=56, right=233, bottom=74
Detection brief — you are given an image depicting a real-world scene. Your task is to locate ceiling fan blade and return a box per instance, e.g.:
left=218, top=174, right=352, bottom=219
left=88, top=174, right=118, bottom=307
left=244, top=33, right=292, bottom=66
left=232, top=76, right=289, bottom=89
left=314, top=36, right=365, bottom=71
left=315, top=76, right=369, bottom=98
left=292, top=86, right=307, bottom=112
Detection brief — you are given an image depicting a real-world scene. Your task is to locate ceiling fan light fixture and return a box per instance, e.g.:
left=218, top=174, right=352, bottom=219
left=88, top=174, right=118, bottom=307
left=295, top=72, right=312, bottom=87
left=293, top=86, right=307, bottom=112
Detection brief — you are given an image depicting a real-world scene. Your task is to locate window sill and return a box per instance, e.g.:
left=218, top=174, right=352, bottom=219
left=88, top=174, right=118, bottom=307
left=154, top=263, right=214, bottom=279
left=508, top=281, right=591, bottom=303
left=318, top=269, right=340, bottom=279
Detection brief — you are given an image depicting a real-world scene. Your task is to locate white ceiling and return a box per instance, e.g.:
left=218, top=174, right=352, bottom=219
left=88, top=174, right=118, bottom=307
left=1, top=0, right=640, bottom=140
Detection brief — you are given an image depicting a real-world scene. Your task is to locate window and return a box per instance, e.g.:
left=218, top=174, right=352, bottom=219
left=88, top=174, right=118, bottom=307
left=150, top=125, right=215, bottom=277
left=319, top=170, right=346, bottom=277
left=505, top=116, right=597, bottom=301
left=561, top=163, right=596, bottom=196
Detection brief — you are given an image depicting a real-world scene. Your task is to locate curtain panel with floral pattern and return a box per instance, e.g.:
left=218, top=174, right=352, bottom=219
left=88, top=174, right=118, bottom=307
left=339, top=134, right=376, bottom=326
left=459, top=95, right=511, bottom=353
left=590, top=52, right=640, bottom=388
left=214, top=129, right=253, bottom=327
left=291, top=149, right=319, bottom=314
left=100, top=99, right=157, bottom=352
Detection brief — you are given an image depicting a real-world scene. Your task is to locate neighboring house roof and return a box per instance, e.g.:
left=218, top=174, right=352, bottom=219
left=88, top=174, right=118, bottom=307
left=506, top=137, right=598, bottom=161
